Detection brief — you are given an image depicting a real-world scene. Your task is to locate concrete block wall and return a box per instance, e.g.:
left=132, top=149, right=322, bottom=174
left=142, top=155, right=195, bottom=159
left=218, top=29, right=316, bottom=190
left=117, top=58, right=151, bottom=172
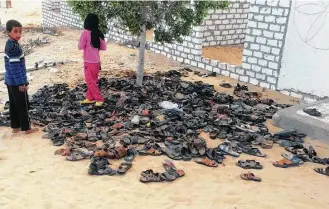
left=202, top=1, right=249, bottom=46
left=239, top=0, right=291, bottom=90
left=41, top=0, right=82, bottom=28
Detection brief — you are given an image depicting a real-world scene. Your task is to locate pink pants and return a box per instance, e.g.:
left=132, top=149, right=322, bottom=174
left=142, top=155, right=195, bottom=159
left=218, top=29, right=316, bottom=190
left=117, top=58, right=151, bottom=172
left=84, top=62, right=104, bottom=102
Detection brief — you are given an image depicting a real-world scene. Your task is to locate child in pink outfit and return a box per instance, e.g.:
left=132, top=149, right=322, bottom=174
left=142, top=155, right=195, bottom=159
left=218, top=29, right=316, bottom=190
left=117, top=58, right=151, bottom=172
left=78, top=13, right=107, bottom=106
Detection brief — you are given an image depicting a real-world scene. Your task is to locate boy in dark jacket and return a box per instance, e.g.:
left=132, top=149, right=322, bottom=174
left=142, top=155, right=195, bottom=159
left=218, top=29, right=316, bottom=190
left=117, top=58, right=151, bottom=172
left=4, top=20, right=37, bottom=134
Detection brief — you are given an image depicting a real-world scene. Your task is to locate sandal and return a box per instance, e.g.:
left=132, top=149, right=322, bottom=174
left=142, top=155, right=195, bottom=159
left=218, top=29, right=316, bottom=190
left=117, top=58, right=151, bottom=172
left=54, top=148, right=71, bottom=156
left=236, top=160, right=263, bottom=169
left=240, top=172, right=261, bottom=182
left=281, top=152, right=304, bottom=164
left=140, top=170, right=165, bottom=183
left=261, top=140, right=273, bottom=149
left=162, top=159, right=185, bottom=177
left=242, top=147, right=267, bottom=158
left=314, top=166, right=329, bottom=176
left=273, top=158, right=300, bottom=168
left=181, top=147, right=192, bottom=161
left=117, top=161, right=132, bottom=175
left=195, top=157, right=218, bottom=167
left=124, top=148, right=138, bottom=162
left=219, top=144, right=240, bottom=157
left=139, top=143, right=163, bottom=156
left=66, top=151, right=90, bottom=161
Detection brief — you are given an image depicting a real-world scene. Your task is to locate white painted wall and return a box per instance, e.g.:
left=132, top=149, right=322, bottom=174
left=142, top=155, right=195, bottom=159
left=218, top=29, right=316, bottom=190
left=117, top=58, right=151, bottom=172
left=278, top=0, right=329, bottom=97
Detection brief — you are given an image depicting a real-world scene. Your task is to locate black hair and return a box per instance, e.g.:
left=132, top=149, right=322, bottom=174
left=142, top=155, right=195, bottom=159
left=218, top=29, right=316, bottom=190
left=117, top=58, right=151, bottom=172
left=6, top=20, right=22, bottom=32
left=83, top=13, right=105, bottom=50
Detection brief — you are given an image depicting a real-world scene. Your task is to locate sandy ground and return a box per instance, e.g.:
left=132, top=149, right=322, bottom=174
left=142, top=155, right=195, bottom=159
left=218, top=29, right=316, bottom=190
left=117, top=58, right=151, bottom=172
left=202, top=45, right=243, bottom=66
left=1, top=3, right=329, bottom=209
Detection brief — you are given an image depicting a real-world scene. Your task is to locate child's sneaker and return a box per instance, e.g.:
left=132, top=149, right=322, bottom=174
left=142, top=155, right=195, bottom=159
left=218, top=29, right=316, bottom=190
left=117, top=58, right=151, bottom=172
left=95, top=101, right=104, bottom=107
left=80, top=99, right=96, bottom=105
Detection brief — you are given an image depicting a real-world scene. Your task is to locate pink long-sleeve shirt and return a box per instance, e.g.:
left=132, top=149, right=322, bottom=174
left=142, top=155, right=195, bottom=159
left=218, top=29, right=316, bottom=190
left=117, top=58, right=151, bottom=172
left=78, top=29, right=107, bottom=63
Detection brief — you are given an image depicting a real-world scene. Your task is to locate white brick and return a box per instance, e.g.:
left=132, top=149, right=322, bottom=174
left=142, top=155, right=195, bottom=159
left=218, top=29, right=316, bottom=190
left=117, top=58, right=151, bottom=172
left=244, top=49, right=253, bottom=56
left=272, top=48, right=280, bottom=55
left=260, top=7, right=271, bottom=14
left=256, top=73, right=266, bottom=80
left=267, top=76, right=277, bottom=84
left=270, top=85, right=276, bottom=90
left=245, top=35, right=255, bottom=42
left=240, top=76, right=249, bottom=82
left=268, top=62, right=278, bottom=70
left=227, top=14, right=234, bottom=19
left=275, top=56, right=279, bottom=62
left=230, top=73, right=239, bottom=80
left=267, top=0, right=279, bottom=7
left=264, top=54, right=275, bottom=61
left=205, top=20, right=212, bottom=25
left=258, top=59, right=268, bottom=67
left=191, top=61, right=197, bottom=67
left=222, top=70, right=230, bottom=77
left=273, top=70, right=278, bottom=77
left=205, top=65, right=213, bottom=72
left=222, top=20, right=229, bottom=24
left=279, top=0, right=290, bottom=8
left=236, top=68, right=245, bottom=75
left=304, top=97, right=317, bottom=103
left=258, top=22, right=269, bottom=29
left=268, top=39, right=278, bottom=47
left=191, top=49, right=201, bottom=55
left=177, top=57, right=183, bottom=62
left=272, top=8, right=284, bottom=16
left=284, top=9, right=289, bottom=16
left=215, top=20, right=222, bottom=25
left=263, top=31, right=274, bottom=38
left=248, top=57, right=258, bottom=64
left=251, top=65, right=261, bottom=72
left=250, top=78, right=259, bottom=85
left=210, top=59, right=218, bottom=67
left=213, top=67, right=221, bottom=74
left=280, top=90, right=291, bottom=96
left=274, top=32, right=284, bottom=40
left=270, top=24, right=281, bottom=32
left=242, top=63, right=251, bottom=69
left=291, top=92, right=303, bottom=99
left=198, top=63, right=205, bottom=69
left=277, top=17, right=287, bottom=24
left=261, top=45, right=271, bottom=53
left=264, top=16, right=276, bottom=23
left=262, top=68, right=273, bottom=76
left=278, top=41, right=283, bottom=48
left=260, top=82, right=270, bottom=88
left=281, top=26, right=286, bottom=32
left=227, top=64, right=235, bottom=72
left=184, top=59, right=190, bottom=65
left=248, top=21, right=257, bottom=28
left=246, top=70, right=255, bottom=77
left=249, top=6, right=259, bottom=13
left=254, top=51, right=263, bottom=58
left=250, top=44, right=260, bottom=50
left=252, top=29, right=262, bottom=36
left=254, top=15, right=264, bottom=21
left=256, top=37, right=267, bottom=44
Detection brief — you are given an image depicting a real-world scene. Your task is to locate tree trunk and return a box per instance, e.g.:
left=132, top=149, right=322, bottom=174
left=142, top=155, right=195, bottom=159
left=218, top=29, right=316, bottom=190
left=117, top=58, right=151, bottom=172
left=136, top=5, right=147, bottom=87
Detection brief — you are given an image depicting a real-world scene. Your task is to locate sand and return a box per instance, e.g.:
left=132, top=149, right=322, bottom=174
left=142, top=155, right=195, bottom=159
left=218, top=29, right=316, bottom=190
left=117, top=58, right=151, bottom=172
left=202, top=45, right=243, bottom=66
left=1, top=3, right=329, bottom=209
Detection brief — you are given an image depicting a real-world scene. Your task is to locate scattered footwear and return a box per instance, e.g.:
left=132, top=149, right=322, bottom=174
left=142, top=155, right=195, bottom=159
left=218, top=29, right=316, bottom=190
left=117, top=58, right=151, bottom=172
left=236, top=160, right=263, bottom=169
left=303, top=108, right=322, bottom=117
left=240, top=172, right=261, bottom=182
left=273, top=158, right=300, bottom=168
left=314, top=166, right=329, bottom=176
left=80, top=99, right=95, bottom=105
left=195, top=157, right=218, bottom=167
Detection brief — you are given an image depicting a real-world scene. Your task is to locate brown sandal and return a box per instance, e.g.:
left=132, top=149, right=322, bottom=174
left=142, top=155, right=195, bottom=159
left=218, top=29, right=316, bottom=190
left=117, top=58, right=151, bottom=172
left=261, top=140, right=273, bottom=149
left=240, top=172, right=261, bottom=182
left=273, top=158, right=299, bottom=168
left=195, top=157, right=218, bottom=167
left=54, top=148, right=71, bottom=156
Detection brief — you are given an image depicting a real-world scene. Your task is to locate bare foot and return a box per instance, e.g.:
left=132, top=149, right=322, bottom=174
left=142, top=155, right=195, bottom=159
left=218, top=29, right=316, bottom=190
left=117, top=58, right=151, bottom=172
left=25, top=128, right=39, bottom=135
left=12, top=128, right=20, bottom=133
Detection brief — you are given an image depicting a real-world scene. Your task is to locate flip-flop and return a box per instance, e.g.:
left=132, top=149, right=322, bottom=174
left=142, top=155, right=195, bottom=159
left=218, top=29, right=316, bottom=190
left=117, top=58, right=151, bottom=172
left=281, top=152, right=304, bottom=164
left=314, top=167, right=329, bottom=176
left=273, top=158, right=300, bottom=168
left=219, top=144, right=240, bottom=157
left=117, top=161, right=132, bottom=175
left=195, top=157, right=218, bottom=167
left=139, top=144, right=163, bottom=156
left=66, top=151, right=89, bottom=161
left=252, top=135, right=265, bottom=145
left=236, top=160, right=263, bottom=169
left=242, top=147, right=267, bottom=158
left=240, top=172, right=261, bottom=182
left=140, top=171, right=165, bottom=183
left=162, top=147, right=182, bottom=160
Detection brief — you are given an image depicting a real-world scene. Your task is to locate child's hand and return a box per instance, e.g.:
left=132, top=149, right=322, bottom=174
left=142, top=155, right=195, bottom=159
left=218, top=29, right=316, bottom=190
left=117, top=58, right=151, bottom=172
left=19, top=85, right=27, bottom=92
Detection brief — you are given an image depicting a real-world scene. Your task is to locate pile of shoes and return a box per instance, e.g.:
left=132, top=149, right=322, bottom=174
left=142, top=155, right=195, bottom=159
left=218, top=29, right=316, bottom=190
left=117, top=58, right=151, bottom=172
left=1, top=69, right=325, bottom=179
